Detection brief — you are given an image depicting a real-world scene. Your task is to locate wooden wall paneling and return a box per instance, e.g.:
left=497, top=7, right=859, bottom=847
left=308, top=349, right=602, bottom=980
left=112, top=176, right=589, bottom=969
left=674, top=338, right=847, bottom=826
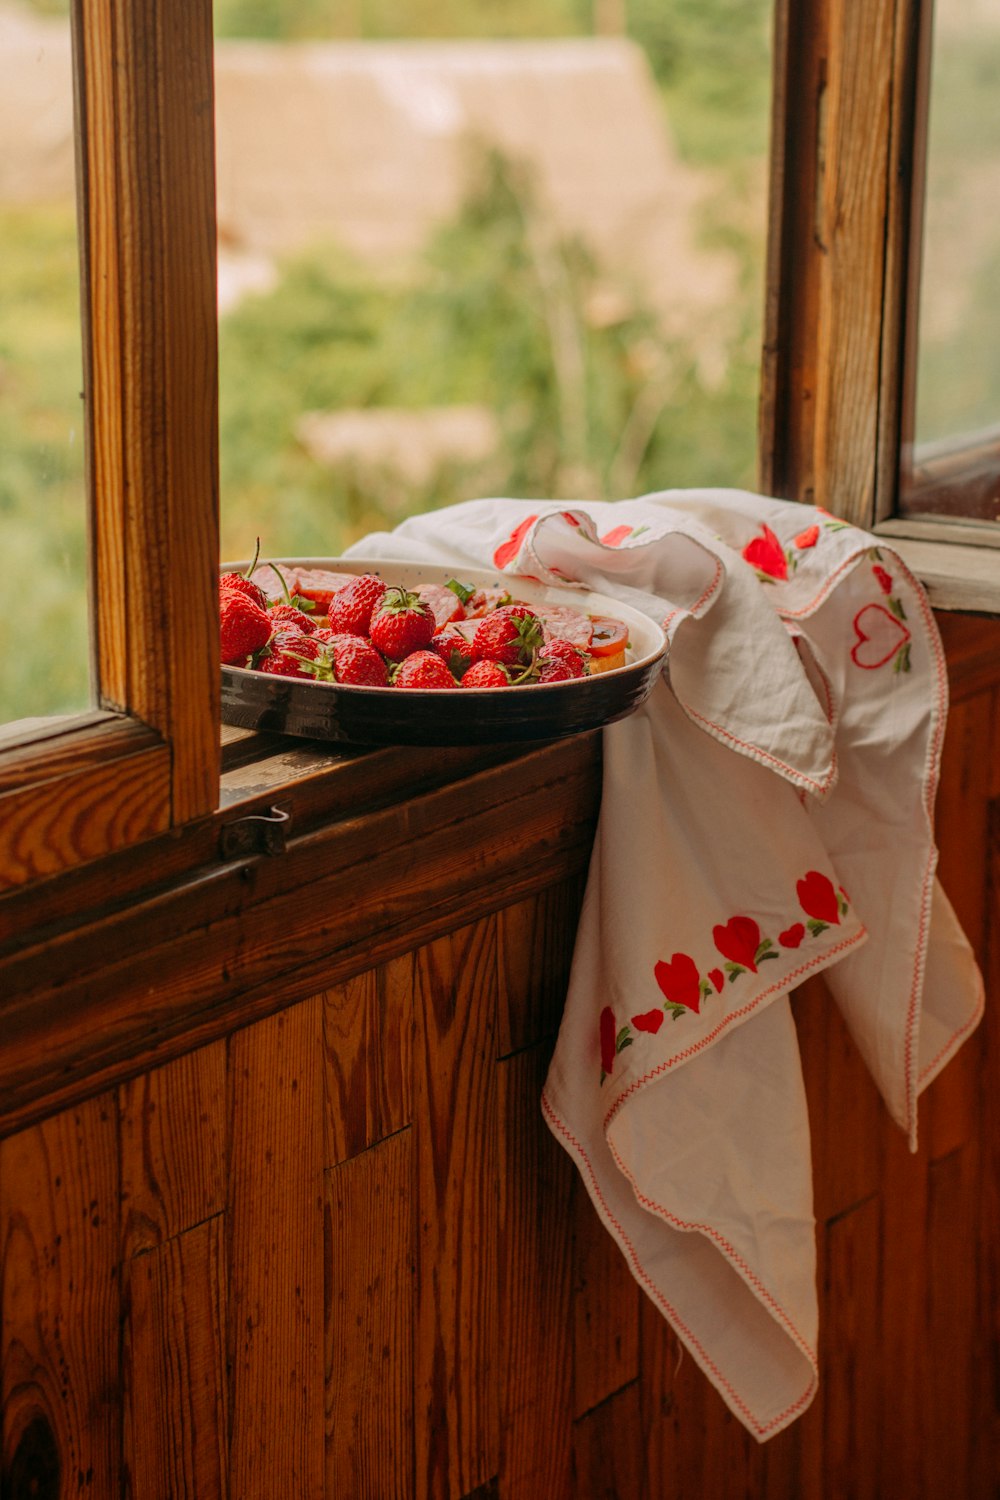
left=571, top=1380, right=643, bottom=1500
left=971, top=805, right=1000, bottom=1496
left=123, top=1216, right=228, bottom=1499
left=322, top=954, right=414, bottom=1167
left=227, top=999, right=326, bottom=1499
left=927, top=686, right=995, bottom=1159
left=325, top=1129, right=415, bottom=1500
left=874, top=1120, right=930, bottom=1500
left=793, top=975, right=884, bottom=1223
left=412, top=919, right=500, bottom=1500
left=0, top=1094, right=119, bottom=1495
left=571, top=1177, right=640, bottom=1421
left=495, top=875, right=585, bottom=1058
left=820, top=1196, right=881, bottom=1500
left=119, top=1041, right=227, bottom=1257
left=922, top=1143, right=978, bottom=1500
left=0, top=736, right=601, bottom=1140
left=496, top=1046, right=574, bottom=1498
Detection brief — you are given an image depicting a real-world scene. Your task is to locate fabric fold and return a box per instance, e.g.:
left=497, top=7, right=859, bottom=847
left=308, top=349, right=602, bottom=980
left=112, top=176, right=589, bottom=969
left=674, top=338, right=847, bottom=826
left=346, top=486, right=984, bottom=1439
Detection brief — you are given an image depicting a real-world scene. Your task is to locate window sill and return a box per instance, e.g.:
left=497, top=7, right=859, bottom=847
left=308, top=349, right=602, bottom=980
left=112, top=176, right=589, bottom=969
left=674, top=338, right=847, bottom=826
left=875, top=519, right=1000, bottom=614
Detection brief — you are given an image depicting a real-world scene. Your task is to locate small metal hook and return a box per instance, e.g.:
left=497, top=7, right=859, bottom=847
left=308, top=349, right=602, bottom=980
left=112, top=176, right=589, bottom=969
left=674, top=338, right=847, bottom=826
left=219, top=805, right=292, bottom=860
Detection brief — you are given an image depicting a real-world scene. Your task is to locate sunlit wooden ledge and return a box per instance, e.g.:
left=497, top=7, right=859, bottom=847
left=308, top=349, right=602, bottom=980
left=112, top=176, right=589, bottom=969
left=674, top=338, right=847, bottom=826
left=0, top=728, right=601, bottom=1136
left=876, top=518, right=1000, bottom=614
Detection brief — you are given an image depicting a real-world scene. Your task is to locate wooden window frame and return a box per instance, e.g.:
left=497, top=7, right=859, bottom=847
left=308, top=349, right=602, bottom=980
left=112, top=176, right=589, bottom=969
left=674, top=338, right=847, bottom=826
left=760, top=0, right=1000, bottom=609
left=0, top=0, right=220, bottom=890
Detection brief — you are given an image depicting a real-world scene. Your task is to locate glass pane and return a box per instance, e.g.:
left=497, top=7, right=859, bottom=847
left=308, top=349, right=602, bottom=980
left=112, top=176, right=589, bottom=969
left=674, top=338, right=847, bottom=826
left=214, top=0, right=772, bottom=567
left=907, top=0, right=1000, bottom=518
left=0, top=1, right=90, bottom=735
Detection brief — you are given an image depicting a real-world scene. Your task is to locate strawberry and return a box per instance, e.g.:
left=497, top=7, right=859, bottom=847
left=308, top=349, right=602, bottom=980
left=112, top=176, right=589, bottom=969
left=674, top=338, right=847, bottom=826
left=306, top=633, right=389, bottom=687
left=220, top=587, right=272, bottom=665
left=430, top=626, right=474, bottom=679
left=220, top=537, right=267, bottom=609
left=369, top=587, right=435, bottom=661
left=471, top=604, right=544, bottom=667
left=536, top=638, right=588, bottom=681
left=392, top=650, right=457, bottom=690
left=220, top=573, right=267, bottom=609
left=268, top=602, right=317, bottom=634
left=461, top=659, right=512, bottom=689
left=256, top=630, right=321, bottom=678
left=326, top=573, right=387, bottom=637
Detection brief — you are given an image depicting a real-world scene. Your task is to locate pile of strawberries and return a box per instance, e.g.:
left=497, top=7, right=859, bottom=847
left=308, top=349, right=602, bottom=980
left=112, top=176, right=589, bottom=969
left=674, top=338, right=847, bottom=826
left=219, top=564, right=591, bottom=690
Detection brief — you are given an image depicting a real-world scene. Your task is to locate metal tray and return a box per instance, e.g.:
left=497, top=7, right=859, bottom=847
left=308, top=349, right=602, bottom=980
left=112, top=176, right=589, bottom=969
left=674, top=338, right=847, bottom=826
left=220, top=558, right=667, bottom=747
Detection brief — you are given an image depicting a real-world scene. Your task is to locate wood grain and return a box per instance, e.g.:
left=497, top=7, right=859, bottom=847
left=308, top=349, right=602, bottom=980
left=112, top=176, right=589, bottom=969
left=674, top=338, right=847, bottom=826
left=814, top=0, right=895, bottom=520
left=572, top=1176, right=640, bottom=1420
left=793, top=975, right=884, bottom=1223
left=495, top=876, right=584, bottom=1058
left=821, top=1198, right=881, bottom=1500
left=0, top=1096, right=120, bottom=1496
left=571, top=1382, right=643, bottom=1500
left=325, top=1130, right=415, bottom=1499
left=80, top=0, right=219, bottom=819
left=413, top=920, right=500, bottom=1500
left=118, top=1041, right=227, bottom=1258
left=322, top=955, right=413, bottom=1166
left=0, top=741, right=170, bottom=890
left=0, top=739, right=600, bottom=1139
left=227, top=1000, right=326, bottom=1499
left=123, top=1216, right=228, bottom=1499
left=496, top=1047, right=574, bottom=1498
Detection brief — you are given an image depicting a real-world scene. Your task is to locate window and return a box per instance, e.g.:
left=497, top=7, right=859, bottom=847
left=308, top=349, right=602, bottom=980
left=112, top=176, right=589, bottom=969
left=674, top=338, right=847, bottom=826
left=0, top=0, right=219, bottom=890
left=898, top=0, right=1000, bottom=525
left=761, top=0, right=1000, bottom=611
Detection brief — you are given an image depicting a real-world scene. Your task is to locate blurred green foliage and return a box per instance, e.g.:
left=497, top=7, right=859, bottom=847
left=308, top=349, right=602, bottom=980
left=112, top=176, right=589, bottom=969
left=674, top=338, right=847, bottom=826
left=0, top=204, right=90, bottom=724
left=6, top=0, right=771, bottom=722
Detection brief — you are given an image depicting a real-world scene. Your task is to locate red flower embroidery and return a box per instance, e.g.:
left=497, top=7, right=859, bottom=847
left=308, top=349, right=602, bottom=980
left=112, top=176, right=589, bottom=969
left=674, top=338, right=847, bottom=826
left=794, top=524, right=820, bottom=549
left=742, top=524, right=788, bottom=581
left=779, top=922, right=805, bottom=949
left=653, top=952, right=702, bottom=1013
left=873, top=564, right=893, bottom=594
left=632, top=1008, right=665, bottom=1035
left=560, top=511, right=581, bottom=528
left=601, top=523, right=633, bottom=548
left=713, top=915, right=761, bottom=973
left=600, top=1006, right=617, bottom=1076
left=708, top=968, right=725, bottom=993
left=493, top=513, right=538, bottom=570
left=796, top=871, right=840, bottom=925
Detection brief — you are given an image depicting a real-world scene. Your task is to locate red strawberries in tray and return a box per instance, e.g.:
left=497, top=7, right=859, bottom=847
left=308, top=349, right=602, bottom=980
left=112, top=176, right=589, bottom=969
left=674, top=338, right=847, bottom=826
left=219, top=556, right=632, bottom=689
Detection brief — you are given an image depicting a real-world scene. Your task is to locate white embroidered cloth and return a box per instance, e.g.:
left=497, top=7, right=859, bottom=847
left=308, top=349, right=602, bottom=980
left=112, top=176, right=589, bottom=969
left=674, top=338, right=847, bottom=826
left=346, top=488, right=984, bottom=1440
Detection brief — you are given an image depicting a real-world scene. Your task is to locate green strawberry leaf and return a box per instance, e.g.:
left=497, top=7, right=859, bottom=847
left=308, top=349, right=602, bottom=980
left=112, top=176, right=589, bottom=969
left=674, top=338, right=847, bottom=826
left=446, top=577, right=476, bottom=605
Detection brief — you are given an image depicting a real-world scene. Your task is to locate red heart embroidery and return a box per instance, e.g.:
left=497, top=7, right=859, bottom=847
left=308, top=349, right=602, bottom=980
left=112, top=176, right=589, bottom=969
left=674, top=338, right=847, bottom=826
left=794, top=524, right=819, bottom=549
left=601, top=523, right=632, bottom=548
left=850, top=603, right=910, bottom=669
left=713, top=916, right=761, bottom=972
left=632, top=1008, right=665, bottom=1034
left=796, top=870, right=840, bottom=925
left=708, top=968, right=724, bottom=993
left=742, top=524, right=788, bottom=580
left=779, top=923, right=805, bottom=948
left=493, top=513, right=538, bottom=570
left=653, top=952, right=702, bottom=1013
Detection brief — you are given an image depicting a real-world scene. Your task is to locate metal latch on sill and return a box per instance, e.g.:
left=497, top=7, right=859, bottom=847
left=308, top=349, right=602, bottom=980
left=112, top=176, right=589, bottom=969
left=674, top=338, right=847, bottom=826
left=219, top=805, right=292, bottom=860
